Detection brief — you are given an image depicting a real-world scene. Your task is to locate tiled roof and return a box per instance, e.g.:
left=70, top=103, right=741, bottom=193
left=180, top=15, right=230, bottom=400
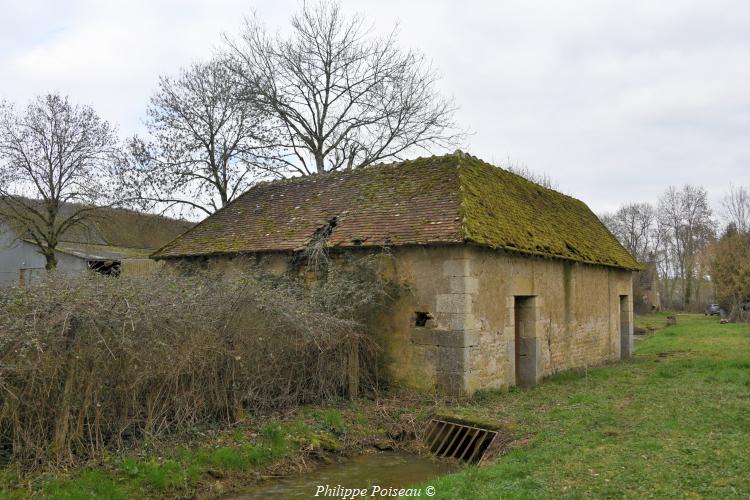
left=152, top=152, right=641, bottom=270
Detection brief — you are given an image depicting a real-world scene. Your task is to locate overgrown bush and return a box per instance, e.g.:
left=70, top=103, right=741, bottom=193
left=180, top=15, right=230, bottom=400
left=710, top=228, right=750, bottom=322
left=0, top=256, right=398, bottom=468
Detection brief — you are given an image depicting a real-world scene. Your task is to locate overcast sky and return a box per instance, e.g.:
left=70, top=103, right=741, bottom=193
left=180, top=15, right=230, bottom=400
left=2, top=0, right=749, bottom=214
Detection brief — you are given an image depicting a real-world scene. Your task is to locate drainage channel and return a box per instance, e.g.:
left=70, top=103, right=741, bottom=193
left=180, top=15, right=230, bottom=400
left=229, top=418, right=507, bottom=498
left=228, top=451, right=459, bottom=499
left=423, top=418, right=508, bottom=465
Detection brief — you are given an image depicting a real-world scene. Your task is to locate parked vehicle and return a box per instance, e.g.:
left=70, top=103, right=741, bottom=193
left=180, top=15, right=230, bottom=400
left=705, top=304, right=722, bottom=316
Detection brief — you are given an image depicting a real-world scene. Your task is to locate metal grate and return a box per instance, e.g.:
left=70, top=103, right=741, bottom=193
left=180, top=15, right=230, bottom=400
left=423, top=418, right=506, bottom=465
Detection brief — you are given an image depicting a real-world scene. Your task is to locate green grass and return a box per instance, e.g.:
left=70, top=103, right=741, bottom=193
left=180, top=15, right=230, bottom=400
left=35, top=440, right=286, bottom=499
left=312, top=409, right=348, bottom=435
left=634, top=310, right=674, bottom=332
left=427, top=314, right=750, bottom=498
left=0, top=403, right=372, bottom=499
left=4, top=417, right=334, bottom=499
left=42, top=471, right=127, bottom=500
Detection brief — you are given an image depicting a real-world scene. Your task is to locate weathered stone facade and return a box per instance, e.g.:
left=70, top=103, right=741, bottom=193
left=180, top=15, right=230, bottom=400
left=194, top=244, right=634, bottom=395
left=373, top=245, right=633, bottom=394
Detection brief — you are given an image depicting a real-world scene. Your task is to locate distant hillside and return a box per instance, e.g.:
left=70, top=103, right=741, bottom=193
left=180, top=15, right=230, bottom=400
left=0, top=200, right=193, bottom=250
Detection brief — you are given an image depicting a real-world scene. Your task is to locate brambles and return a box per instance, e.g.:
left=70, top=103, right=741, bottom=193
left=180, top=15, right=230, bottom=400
left=0, top=258, right=397, bottom=468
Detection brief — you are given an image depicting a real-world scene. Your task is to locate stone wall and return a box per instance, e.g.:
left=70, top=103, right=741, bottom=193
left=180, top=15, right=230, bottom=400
left=463, top=246, right=633, bottom=393
left=163, top=244, right=634, bottom=396
left=380, top=245, right=634, bottom=395
left=373, top=246, right=475, bottom=394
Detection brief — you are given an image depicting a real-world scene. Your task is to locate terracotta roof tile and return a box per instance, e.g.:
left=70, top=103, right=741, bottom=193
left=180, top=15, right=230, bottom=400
left=152, top=152, right=641, bottom=270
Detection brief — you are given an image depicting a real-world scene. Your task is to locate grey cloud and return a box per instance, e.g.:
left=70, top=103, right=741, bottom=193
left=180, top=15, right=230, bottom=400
left=1, top=0, right=748, bottom=214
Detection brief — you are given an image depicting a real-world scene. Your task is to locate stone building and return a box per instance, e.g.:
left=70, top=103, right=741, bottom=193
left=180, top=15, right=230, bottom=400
left=152, top=152, right=641, bottom=394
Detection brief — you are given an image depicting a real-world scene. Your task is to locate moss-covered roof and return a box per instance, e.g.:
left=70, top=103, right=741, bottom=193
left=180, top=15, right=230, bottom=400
left=152, top=152, right=641, bottom=270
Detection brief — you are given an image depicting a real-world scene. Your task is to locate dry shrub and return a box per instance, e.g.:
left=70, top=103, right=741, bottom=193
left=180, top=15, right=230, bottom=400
left=0, top=256, right=397, bottom=468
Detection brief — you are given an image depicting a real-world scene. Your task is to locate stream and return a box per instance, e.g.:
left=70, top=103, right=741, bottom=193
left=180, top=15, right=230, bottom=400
left=231, top=451, right=459, bottom=498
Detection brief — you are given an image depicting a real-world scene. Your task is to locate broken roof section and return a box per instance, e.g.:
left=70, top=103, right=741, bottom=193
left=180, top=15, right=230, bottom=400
left=152, top=152, right=641, bottom=270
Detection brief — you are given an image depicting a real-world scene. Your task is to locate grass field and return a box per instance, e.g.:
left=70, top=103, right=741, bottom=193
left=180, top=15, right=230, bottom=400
left=428, top=314, right=750, bottom=498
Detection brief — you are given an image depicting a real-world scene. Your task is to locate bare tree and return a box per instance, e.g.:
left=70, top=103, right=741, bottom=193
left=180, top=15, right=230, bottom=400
left=600, top=202, right=657, bottom=263
left=601, top=202, right=664, bottom=312
left=0, top=94, right=120, bottom=269
left=225, top=1, right=459, bottom=176
left=121, top=58, right=276, bottom=217
left=721, top=184, right=750, bottom=234
left=657, top=185, right=715, bottom=309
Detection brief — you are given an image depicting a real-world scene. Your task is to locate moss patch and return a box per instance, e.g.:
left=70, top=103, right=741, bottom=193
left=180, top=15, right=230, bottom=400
left=431, top=410, right=507, bottom=432
left=456, top=154, right=641, bottom=270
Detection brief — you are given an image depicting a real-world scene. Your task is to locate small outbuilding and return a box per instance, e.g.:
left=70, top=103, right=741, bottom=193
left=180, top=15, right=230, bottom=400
left=0, top=206, right=192, bottom=285
left=152, top=152, right=641, bottom=394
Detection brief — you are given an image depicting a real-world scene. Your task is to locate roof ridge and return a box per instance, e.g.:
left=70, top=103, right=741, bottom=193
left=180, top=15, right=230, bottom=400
left=251, top=151, right=465, bottom=186
left=454, top=151, right=470, bottom=243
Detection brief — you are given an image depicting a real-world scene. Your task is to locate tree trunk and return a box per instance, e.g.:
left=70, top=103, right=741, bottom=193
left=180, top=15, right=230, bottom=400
left=694, top=275, right=703, bottom=311
left=684, top=266, right=693, bottom=309
left=315, top=151, right=326, bottom=174
left=44, top=250, right=58, bottom=270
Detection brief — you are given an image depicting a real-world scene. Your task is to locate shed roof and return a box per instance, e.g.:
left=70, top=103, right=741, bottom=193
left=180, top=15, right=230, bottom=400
left=1, top=203, right=192, bottom=250
left=152, top=152, right=641, bottom=270
left=45, top=241, right=152, bottom=261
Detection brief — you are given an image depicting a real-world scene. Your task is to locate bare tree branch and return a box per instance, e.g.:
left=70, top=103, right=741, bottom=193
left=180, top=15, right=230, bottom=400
left=657, top=185, right=715, bottom=309
left=225, top=0, right=462, bottom=176
left=117, top=57, right=279, bottom=218
left=721, top=184, right=750, bottom=234
left=600, top=202, right=658, bottom=263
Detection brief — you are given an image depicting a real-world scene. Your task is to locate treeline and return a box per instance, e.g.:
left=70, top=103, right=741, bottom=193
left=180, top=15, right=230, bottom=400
left=0, top=1, right=458, bottom=270
left=602, top=185, right=750, bottom=320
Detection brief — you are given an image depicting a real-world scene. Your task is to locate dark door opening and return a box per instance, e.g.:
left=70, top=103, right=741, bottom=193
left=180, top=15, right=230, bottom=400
left=619, top=295, right=632, bottom=359
left=514, top=296, right=539, bottom=387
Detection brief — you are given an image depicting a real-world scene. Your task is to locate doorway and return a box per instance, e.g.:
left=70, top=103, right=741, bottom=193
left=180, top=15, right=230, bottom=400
left=619, top=295, right=632, bottom=359
left=514, top=296, right=539, bottom=387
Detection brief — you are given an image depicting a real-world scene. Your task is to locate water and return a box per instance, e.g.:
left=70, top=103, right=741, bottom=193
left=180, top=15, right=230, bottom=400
left=233, top=451, right=459, bottom=499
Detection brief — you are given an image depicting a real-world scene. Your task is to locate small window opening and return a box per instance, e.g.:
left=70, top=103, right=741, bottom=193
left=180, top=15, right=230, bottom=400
left=414, top=311, right=432, bottom=327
